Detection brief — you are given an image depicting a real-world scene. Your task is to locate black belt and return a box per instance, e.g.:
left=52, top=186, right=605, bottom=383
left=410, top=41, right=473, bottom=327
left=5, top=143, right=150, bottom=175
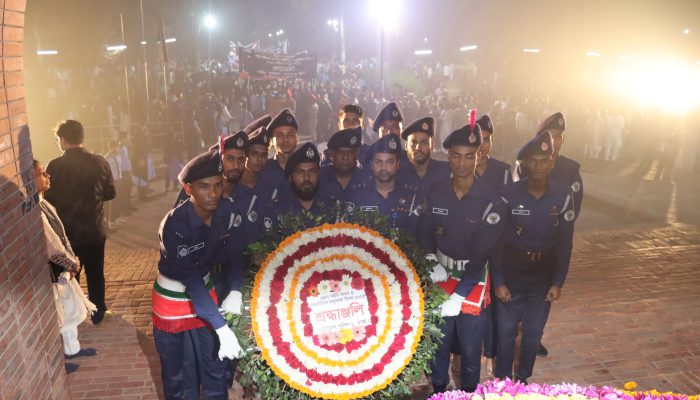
left=505, top=244, right=555, bottom=265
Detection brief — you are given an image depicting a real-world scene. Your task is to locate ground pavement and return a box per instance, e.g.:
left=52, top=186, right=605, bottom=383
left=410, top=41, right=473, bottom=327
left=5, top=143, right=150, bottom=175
left=66, top=160, right=700, bottom=399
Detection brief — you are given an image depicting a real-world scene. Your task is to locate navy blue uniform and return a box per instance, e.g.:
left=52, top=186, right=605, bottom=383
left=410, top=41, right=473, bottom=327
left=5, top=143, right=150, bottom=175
left=262, top=192, right=339, bottom=237
left=258, top=157, right=289, bottom=205
left=476, top=157, right=512, bottom=359
left=347, top=181, right=422, bottom=239
left=316, top=164, right=369, bottom=203
left=492, top=179, right=575, bottom=381
left=515, top=155, right=582, bottom=217
left=478, top=158, right=513, bottom=193
left=154, top=198, right=241, bottom=399
left=396, top=158, right=451, bottom=197
left=417, top=178, right=506, bottom=391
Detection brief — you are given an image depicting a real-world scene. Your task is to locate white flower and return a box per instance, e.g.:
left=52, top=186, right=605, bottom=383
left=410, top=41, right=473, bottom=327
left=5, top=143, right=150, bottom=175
left=317, top=280, right=331, bottom=294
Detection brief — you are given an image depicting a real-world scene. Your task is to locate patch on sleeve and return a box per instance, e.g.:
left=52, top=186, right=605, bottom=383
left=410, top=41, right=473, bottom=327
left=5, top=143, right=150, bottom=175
left=571, top=181, right=581, bottom=193
left=564, top=209, right=576, bottom=222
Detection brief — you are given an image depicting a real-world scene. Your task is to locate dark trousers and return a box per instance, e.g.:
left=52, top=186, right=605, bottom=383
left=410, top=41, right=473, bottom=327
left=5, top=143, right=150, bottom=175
left=73, top=239, right=107, bottom=311
left=431, top=312, right=484, bottom=391
left=154, top=327, right=228, bottom=400
left=483, top=294, right=497, bottom=358
left=495, top=282, right=551, bottom=380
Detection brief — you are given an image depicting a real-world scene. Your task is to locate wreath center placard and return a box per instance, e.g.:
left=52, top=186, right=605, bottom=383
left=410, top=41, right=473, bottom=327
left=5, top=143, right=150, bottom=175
left=250, top=223, right=424, bottom=399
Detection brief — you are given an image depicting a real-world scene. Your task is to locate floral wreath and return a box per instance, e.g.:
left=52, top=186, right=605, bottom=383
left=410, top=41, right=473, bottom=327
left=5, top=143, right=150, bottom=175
left=230, top=215, right=445, bottom=400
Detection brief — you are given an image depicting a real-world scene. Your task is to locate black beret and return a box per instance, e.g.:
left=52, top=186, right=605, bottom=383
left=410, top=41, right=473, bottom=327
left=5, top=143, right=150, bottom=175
left=366, top=134, right=402, bottom=160
left=327, top=126, right=362, bottom=150
left=536, top=112, right=565, bottom=134
left=340, top=104, right=363, bottom=117
left=267, top=108, right=298, bottom=133
left=178, top=149, right=223, bottom=184
left=476, top=114, right=493, bottom=134
left=244, top=114, right=272, bottom=135
left=372, top=102, right=404, bottom=132
left=400, top=117, right=434, bottom=140
left=443, top=123, right=482, bottom=149
left=248, top=126, right=270, bottom=147
left=517, top=130, right=554, bottom=160
left=222, top=130, right=249, bottom=151
left=284, top=142, right=320, bottom=177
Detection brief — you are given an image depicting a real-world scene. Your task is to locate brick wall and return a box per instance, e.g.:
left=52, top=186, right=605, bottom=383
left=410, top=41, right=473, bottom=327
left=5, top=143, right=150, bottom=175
left=0, top=1, right=72, bottom=399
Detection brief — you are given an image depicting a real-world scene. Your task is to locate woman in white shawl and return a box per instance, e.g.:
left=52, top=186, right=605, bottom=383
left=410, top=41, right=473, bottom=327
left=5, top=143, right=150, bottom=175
left=34, top=160, right=98, bottom=372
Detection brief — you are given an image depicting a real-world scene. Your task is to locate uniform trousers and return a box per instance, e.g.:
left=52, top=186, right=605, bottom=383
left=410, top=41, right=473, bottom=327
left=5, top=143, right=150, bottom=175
left=431, top=311, right=484, bottom=391
left=154, top=326, right=228, bottom=400
left=495, top=246, right=554, bottom=380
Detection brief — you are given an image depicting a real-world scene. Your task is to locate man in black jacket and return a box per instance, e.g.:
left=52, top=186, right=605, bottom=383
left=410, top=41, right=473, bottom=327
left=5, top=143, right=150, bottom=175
left=46, top=120, right=116, bottom=324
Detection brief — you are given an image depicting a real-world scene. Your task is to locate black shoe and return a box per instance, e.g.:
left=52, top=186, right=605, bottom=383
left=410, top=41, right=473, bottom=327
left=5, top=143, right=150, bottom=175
left=65, top=348, right=98, bottom=360
left=432, top=384, right=447, bottom=394
left=460, top=386, right=477, bottom=393
left=91, top=309, right=106, bottom=324
left=537, top=343, right=549, bottom=357
left=514, top=375, right=529, bottom=385
left=65, top=363, right=80, bottom=374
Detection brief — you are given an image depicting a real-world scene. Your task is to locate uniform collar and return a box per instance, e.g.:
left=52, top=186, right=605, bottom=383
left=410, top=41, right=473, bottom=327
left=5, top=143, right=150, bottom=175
left=184, top=200, right=208, bottom=230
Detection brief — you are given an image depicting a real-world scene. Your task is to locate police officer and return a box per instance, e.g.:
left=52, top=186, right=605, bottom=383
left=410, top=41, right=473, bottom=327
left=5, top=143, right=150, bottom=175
left=263, top=142, right=339, bottom=236
left=317, top=126, right=369, bottom=202
left=513, top=112, right=580, bottom=358
left=396, top=117, right=451, bottom=196
left=492, top=131, right=576, bottom=384
left=364, top=102, right=409, bottom=170
left=417, top=121, right=506, bottom=394
left=373, top=101, right=404, bottom=138
left=259, top=108, right=299, bottom=202
left=236, top=127, right=273, bottom=229
left=152, top=150, right=244, bottom=399
left=321, top=104, right=370, bottom=166
left=474, top=114, right=512, bottom=371
left=348, top=134, right=421, bottom=239
left=515, top=112, right=582, bottom=217
left=476, top=114, right=513, bottom=191
left=173, top=130, right=250, bottom=208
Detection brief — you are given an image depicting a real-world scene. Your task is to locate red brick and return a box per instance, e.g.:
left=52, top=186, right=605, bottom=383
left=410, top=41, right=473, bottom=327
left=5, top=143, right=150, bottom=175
left=2, top=25, right=23, bottom=42
left=4, top=0, right=26, bottom=12
left=3, top=10, right=25, bottom=27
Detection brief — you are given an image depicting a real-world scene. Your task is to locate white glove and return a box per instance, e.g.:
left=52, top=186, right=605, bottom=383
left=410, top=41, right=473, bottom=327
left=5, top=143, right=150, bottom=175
left=425, top=253, right=438, bottom=263
left=430, top=264, right=448, bottom=283
left=215, top=326, right=244, bottom=360
left=221, top=290, right=242, bottom=314
left=440, top=293, right=465, bottom=317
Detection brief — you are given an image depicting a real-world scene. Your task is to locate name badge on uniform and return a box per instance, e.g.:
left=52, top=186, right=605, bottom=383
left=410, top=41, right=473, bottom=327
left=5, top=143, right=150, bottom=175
left=360, top=206, right=379, bottom=212
left=432, top=207, right=449, bottom=215
left=512, top=209, right=530, bottom=216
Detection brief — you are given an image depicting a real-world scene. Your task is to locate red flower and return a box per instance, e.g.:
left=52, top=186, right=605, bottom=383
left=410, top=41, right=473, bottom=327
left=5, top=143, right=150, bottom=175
left=351, top=276, right=365, bottom=290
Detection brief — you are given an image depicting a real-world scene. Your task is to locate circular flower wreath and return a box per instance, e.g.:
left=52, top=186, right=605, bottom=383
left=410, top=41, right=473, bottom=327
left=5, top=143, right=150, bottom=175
left=230, top=221, right=446, bottom=400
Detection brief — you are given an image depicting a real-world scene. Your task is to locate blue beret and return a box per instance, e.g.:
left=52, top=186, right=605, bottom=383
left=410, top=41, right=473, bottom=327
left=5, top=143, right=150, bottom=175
left=284, top=142, right=320, bottom=177
left=517, top=130, right=554, bottom=160
left=244, top=114, right=272, bottom=135
left=443, top=123, right=482, bottom=149
left=327, top=126, right=362, bottom=150
left=366, top=134, right=402, bottom=160
left=222, top=131, right=248, bottom=151
left=536, top=112, right=565, bottom=135
left=401, top=117, right=434, bottom=140
left=372, top=102, right=403, bottom=132
left=178, top=149, right=223, bottom=184
left=340, top=104, right=363, bottom=117
left=248, top=126, right=269, bottom=146
left=267, top=108, right=298, bottom=133
left=476, top=114, right=493, bottom=134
